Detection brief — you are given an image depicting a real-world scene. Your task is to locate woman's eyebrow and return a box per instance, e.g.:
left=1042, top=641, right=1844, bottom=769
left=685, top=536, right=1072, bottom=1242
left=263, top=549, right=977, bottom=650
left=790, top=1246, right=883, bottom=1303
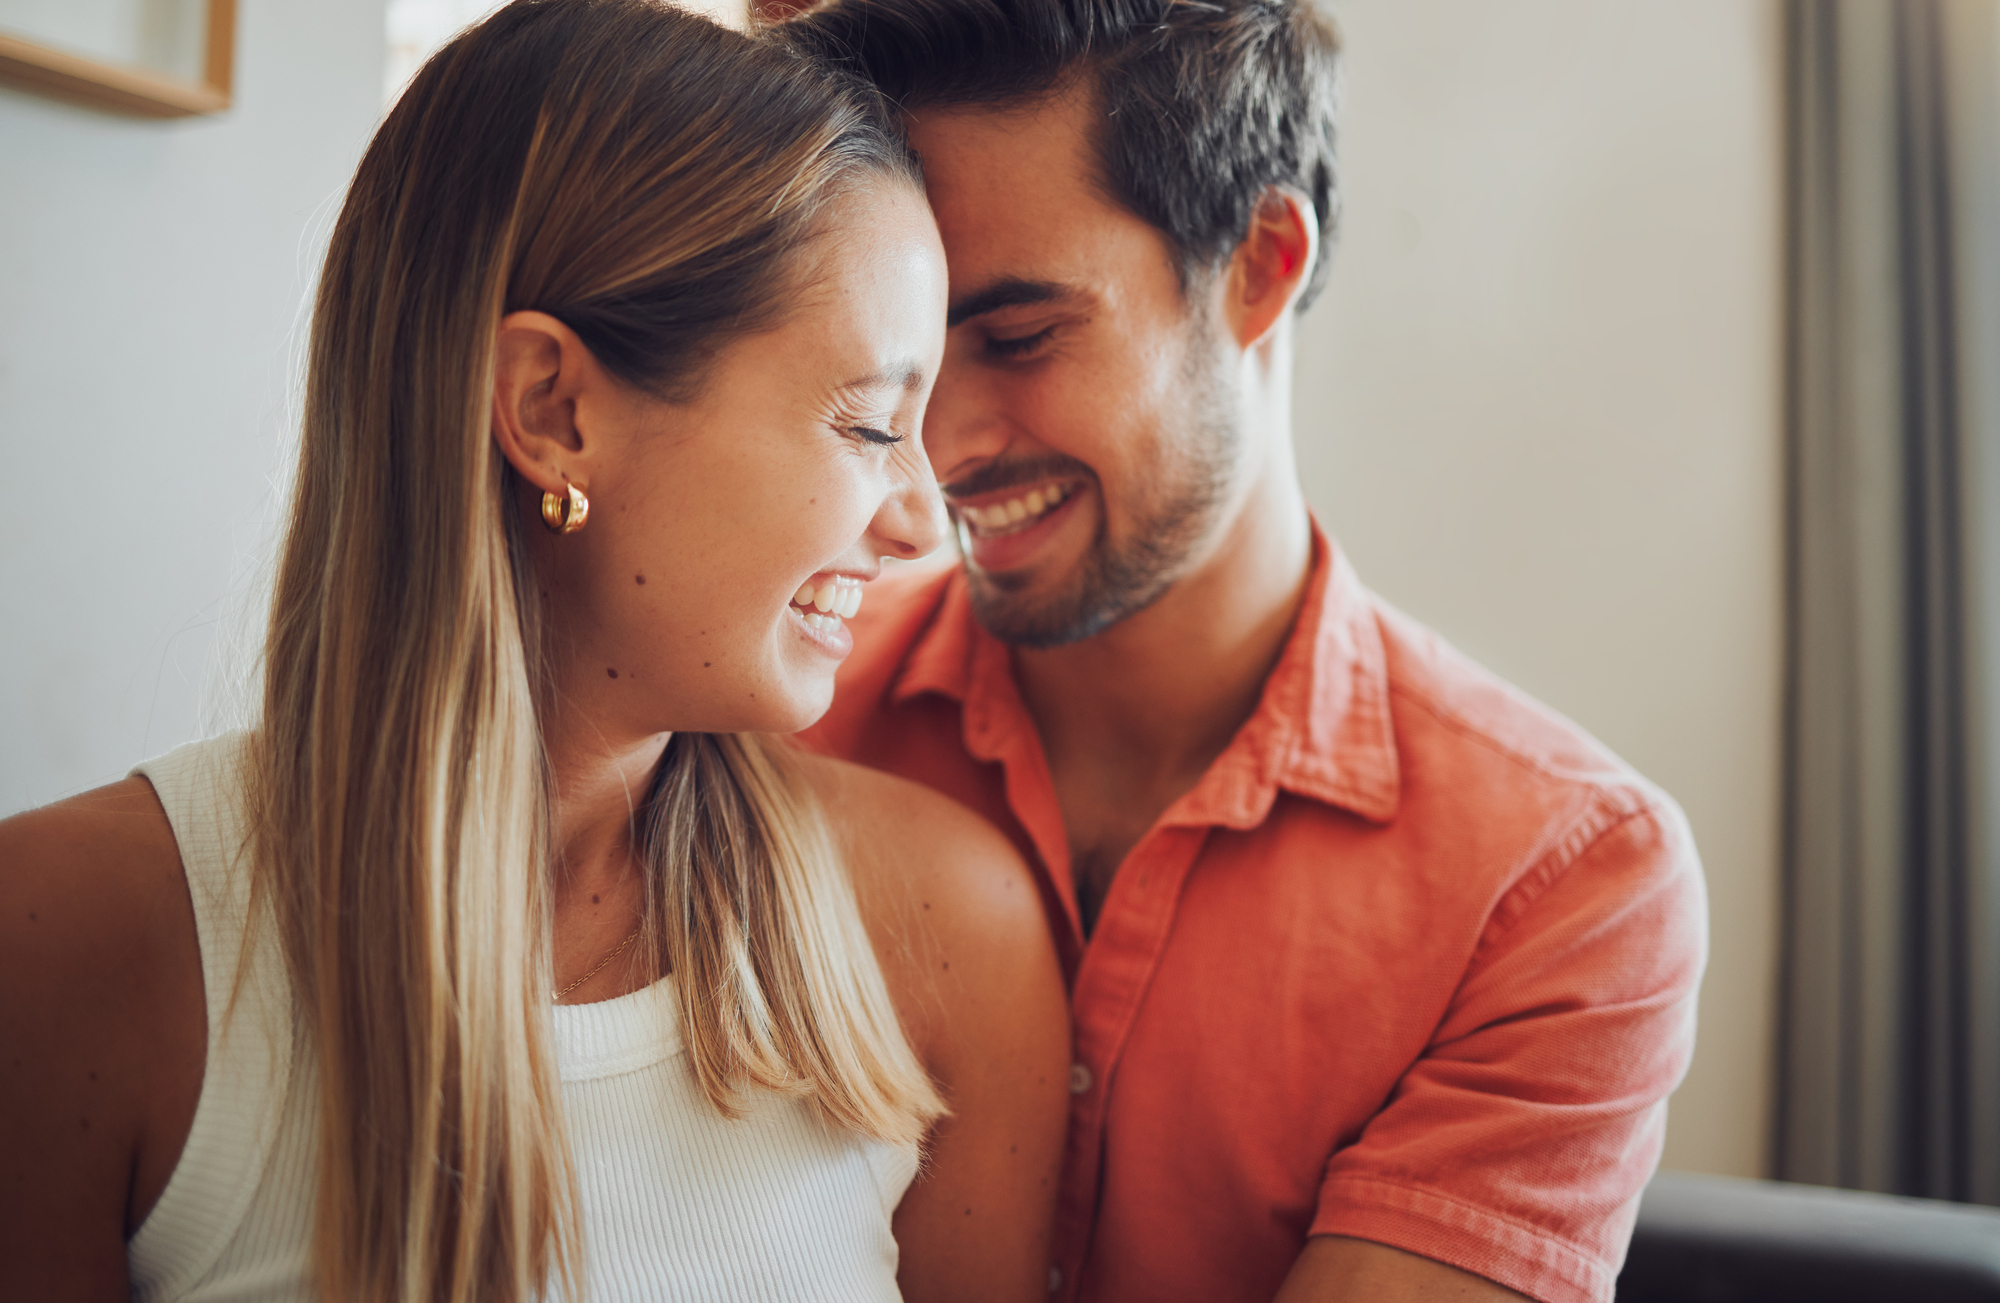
left=838, top=360, right=928, bottom=392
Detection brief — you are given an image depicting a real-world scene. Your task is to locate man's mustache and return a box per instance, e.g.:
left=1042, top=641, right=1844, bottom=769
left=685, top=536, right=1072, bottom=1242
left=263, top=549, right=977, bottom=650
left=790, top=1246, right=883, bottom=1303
left=940, top=455, right=1096, bottom=502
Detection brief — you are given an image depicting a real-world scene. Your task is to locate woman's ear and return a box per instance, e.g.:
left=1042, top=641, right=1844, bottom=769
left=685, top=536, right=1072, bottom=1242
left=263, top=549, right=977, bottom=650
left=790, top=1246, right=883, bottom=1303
left=491, top=310, right=600, bottom=496
left=1222, top=188, right=1319, bottom=351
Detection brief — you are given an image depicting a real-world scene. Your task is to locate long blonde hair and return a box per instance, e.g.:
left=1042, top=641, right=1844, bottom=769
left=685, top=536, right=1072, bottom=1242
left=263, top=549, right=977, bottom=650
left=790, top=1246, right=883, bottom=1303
left=249, top=4, right=942, bottom=1299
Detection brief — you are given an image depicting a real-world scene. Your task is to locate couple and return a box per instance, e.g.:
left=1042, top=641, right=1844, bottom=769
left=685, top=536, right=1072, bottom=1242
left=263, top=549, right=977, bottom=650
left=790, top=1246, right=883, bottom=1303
left=0, top=0, right=1706, bottom=1300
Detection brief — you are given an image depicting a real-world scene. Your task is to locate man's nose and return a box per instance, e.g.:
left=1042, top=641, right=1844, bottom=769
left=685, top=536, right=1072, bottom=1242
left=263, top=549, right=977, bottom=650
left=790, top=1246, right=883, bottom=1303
left=921, top=350, right=1015, bottom=486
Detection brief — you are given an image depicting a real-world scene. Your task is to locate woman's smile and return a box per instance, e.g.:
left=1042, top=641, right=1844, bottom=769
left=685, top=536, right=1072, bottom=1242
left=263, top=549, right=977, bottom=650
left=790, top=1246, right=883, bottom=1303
left=785, top=572, right=866, bottom=656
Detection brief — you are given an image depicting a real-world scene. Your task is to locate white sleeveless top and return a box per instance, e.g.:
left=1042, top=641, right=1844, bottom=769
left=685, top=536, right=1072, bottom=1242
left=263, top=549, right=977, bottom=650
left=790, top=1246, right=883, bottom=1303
left=126, top=734, right=918, bottom=1302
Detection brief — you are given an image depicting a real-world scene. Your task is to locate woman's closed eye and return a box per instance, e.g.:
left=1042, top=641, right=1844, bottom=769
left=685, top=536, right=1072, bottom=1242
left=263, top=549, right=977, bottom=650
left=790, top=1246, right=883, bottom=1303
left=852, top=425, right=905, bottom=446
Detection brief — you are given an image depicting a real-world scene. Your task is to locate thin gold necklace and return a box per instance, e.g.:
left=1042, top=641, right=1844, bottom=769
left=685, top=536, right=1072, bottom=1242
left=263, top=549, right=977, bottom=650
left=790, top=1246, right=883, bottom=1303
left=553, top=926, right=642, bottom=1003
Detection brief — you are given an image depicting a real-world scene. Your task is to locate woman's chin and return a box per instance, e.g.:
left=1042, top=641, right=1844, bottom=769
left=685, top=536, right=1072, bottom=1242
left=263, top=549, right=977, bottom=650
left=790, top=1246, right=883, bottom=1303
left=720, top=661, right=838, bottom=737
left=768, top=676, right=838, bottom=736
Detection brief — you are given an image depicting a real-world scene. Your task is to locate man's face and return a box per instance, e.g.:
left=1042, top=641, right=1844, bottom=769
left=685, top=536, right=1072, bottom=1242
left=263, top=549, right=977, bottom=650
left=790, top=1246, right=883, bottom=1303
left=911, top=91, right=1245, bottom=648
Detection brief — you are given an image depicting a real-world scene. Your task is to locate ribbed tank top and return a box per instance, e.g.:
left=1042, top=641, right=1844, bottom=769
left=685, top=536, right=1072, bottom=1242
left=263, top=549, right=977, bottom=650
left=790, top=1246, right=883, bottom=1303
left=126, top=734, right=918, bottom=1302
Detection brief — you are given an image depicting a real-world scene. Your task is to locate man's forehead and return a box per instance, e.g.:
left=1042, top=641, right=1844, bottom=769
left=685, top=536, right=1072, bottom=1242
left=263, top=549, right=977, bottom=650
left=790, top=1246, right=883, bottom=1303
left=910, top=95, right=1154, bottom=315
left=908, top=93, right=1107, bottom=228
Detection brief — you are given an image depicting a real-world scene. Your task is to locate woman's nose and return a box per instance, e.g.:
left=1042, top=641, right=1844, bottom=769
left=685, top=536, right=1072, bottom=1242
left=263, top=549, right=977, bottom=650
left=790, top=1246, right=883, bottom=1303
left=869, top=453, right=948, bottom=560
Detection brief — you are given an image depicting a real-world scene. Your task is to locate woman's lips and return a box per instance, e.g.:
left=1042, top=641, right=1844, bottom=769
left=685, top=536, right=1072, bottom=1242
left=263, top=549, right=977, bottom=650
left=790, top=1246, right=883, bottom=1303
left=786, top=572, right=861, bottom=657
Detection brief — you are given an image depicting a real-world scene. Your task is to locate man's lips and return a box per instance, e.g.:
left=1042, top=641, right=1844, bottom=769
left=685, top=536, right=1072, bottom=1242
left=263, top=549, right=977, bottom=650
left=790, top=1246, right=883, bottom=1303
left=947, top=477, right=1085, bottom=537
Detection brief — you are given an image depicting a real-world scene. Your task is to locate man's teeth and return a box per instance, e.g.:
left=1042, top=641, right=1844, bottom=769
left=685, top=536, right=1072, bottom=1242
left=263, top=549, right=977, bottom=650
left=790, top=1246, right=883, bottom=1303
left=958, top=481, right=1069, bottom=532
left=790, top=576, right=863, bottom=630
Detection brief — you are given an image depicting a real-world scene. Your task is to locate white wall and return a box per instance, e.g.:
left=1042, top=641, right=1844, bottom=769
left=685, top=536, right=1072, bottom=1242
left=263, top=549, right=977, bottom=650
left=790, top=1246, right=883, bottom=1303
left=1301, top=1, right=1785, bottom=1178
left=0, top=0, right=388, bottom=815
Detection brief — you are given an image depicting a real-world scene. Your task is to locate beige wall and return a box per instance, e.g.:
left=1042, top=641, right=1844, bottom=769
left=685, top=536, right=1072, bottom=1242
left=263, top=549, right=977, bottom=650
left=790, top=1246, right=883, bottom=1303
left=1301, top=1, right=1785, bottom=1177
left=0, top=0, right=389, bottom=815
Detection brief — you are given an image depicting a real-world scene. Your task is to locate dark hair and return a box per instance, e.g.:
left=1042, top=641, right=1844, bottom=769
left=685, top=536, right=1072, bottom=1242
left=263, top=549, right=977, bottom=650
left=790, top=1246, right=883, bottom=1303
left=772, top=0, right=1342, bottom=310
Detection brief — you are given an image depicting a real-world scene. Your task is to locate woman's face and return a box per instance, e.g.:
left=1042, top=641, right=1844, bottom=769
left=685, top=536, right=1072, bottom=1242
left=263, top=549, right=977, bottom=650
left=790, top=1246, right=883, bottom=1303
left=503, top=181, right=948, bottom=742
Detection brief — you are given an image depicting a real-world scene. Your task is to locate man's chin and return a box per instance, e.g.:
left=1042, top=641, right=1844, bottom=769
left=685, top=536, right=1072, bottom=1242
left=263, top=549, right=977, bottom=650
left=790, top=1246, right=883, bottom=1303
left=964, top=565, right=1148, bottom=651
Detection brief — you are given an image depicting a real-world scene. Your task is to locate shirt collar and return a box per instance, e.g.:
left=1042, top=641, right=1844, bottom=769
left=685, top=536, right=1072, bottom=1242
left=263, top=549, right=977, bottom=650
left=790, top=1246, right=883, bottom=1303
left=889, top=518, right=1402, bottom=828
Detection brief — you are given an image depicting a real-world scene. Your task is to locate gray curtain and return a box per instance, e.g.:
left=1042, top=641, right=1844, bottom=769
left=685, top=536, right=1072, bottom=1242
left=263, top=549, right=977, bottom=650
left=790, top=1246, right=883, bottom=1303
left=1779, top=0, right=2000, bottom=1204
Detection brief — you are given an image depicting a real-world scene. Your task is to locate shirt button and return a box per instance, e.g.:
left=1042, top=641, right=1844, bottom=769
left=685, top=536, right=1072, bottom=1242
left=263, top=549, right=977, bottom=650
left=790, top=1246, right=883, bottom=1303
left=1069, top=1063, right=1092, bottom=1094
left=1049, top=1266, right=1063, bottom=1293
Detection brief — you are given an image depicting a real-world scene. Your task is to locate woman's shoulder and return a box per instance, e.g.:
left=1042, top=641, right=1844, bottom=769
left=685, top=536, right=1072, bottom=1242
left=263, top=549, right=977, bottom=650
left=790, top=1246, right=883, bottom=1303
left=791, top=749, right=1043, bottom=936
left=787, top=750, right=1057, bottom=1059
left=0, top=775, right=193, bottom=997
left=0, top=775, right=207, bottom=1263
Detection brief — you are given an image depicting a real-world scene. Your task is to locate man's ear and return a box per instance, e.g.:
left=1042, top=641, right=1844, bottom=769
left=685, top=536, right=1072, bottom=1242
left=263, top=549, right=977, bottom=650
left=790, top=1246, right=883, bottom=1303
left=1222, top=188, right=1318, bottom=351
left=491, top=310, right=601, bottom=496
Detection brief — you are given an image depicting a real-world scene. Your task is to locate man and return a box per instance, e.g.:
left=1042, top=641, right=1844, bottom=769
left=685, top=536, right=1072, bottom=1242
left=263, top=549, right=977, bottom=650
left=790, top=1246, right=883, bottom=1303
left=780, top=2, right=1707, bottom=1300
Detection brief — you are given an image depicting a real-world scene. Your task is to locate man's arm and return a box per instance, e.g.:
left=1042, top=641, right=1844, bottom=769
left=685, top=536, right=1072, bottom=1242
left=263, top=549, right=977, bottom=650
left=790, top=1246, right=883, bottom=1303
left=1305, top=797, right=1706, bottom=1303
left=1275, top=1237, right=1533, bottom=1303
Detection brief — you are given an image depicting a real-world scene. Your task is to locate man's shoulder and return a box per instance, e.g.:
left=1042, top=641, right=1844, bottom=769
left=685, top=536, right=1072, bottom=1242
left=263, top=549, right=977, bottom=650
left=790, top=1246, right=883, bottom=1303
left=856, top=554, right=961, bottom=655
left=1365, top=592, right=1685, bottom=861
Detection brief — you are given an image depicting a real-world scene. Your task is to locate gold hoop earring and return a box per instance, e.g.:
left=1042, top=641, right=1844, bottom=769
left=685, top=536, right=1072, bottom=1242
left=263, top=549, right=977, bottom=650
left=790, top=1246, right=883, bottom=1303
left=540, top=481, right=589, bottom=534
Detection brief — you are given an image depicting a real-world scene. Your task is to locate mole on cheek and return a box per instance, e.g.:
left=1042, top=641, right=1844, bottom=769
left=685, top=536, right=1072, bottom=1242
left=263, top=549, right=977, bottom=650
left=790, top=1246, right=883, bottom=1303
left=704, top=662, right=712, bottom=668
left=607, top=668, right=619, bottom=679
left=635, top=574, right=646, bottom=585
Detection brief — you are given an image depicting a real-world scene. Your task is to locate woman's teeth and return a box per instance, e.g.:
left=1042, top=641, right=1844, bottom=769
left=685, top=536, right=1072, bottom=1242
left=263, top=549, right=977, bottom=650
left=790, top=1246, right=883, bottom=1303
left=789, top=575, right=863, bottom=631
left=955, top=481, right=1069, bottom=535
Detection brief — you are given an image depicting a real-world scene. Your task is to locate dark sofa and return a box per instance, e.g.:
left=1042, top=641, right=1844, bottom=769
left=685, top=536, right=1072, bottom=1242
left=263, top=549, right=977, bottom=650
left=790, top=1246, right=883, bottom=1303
left=1616, top=1170, right=2000, bottom=1301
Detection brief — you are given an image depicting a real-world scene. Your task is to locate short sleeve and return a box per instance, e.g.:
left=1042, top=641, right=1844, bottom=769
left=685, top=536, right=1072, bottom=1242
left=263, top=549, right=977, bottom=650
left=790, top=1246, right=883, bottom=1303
left=1311, top=796, right=1708, bottom=1303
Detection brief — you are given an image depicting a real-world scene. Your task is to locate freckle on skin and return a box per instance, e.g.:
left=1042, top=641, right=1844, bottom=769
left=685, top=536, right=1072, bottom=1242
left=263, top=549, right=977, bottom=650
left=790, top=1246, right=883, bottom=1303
left=591, top=894, right=600, bottom=904
left=635, top=574, right=646, bottom=585
left=27, top=912, right=35, bottom=923
left=704, top=662, right=711, bottom=668
left=607, top=668, right=618, bottom=679
left=941, top=962, right=950, bottom=971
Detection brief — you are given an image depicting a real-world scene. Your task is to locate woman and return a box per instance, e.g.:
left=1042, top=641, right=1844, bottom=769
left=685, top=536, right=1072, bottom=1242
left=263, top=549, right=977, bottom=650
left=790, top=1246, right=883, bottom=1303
left=0, top=2, right=1069, bottom=1300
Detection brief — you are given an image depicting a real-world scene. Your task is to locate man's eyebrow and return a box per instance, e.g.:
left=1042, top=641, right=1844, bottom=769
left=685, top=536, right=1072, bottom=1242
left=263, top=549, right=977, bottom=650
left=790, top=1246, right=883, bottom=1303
left=946, top=279, right=1069, bottom=329
left=838, top=360, right=928, bottom=392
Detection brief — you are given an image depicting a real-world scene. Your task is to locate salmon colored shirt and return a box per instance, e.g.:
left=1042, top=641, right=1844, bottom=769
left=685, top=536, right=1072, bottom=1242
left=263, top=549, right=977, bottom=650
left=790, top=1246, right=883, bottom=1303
left=800, top=527, right=1707, bottom=1303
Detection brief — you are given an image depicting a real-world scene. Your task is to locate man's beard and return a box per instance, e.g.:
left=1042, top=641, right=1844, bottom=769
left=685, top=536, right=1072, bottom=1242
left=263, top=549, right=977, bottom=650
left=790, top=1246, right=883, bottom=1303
left=955, top=341, right=1240, bottom=650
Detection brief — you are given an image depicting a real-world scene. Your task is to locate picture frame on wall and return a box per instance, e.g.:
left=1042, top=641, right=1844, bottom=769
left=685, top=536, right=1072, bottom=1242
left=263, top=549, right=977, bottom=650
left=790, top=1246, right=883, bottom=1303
left=0, top=0, right=237, bottom=117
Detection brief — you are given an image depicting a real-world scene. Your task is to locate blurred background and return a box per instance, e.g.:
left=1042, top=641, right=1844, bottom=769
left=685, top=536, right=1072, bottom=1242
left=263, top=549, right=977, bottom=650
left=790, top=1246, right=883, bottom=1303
left=1, top=0, right=1992, bottom=1209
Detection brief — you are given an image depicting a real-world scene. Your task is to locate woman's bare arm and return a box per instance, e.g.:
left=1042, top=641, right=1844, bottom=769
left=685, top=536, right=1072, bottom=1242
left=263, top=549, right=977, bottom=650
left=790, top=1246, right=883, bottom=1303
left=0, top=779, right=205, bottom=1301
left=812, top=757, right=1071, bottom=1303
